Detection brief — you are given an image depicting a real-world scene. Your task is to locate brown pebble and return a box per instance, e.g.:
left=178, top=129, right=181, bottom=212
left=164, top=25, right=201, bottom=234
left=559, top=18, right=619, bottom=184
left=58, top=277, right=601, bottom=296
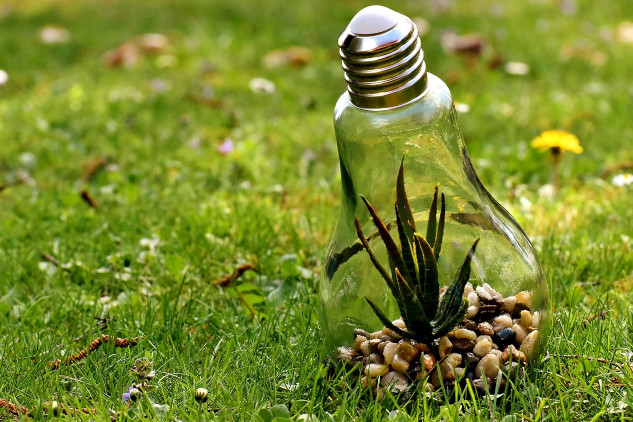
left=422, top=353, right=437, bottom=371
left=519, top=330, right=539, bottom=359
left=511, top=302, right=530, bottom=318
left=439, top=361, right=455, bottom=380
left=462, top=319, right=477, bottom=330
left=337, top=347, right=358, bottom=363
left=452, top=338, right=475, bottom=352
left=415, top=343, right=430, bottom=353
left=502, top=345, right=526, bottom=364
left=369, top=338, right=381, bottom=352
left=353, top=335, right=367, bottom=351
left=383, top=342, right=398, bottom=364
left=370, top=353, right=383, bottom=364
left=361, top=376, right=376, bottom=388
left=439, top=336, right=452, bottom=358
left=477, top=322, right=494, bottom=336
left=354, top=329, right=371, bottom=339
left=391, top=354, right=410, bottom=373
left=364, top=363, right=389, bottom=378
left=397, top=339, right=419, bottom=361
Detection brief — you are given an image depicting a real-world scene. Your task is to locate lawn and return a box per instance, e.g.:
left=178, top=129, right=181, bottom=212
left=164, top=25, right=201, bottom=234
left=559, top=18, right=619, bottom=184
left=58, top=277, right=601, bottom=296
left=1, top=0, right=633, bottom=420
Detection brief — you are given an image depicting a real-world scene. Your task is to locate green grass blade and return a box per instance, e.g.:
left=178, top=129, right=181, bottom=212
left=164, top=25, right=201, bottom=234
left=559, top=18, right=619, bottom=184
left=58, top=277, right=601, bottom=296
left=360, top=195, right=407, bottom=275
left=395, top=202, right=418, bottom=285
left=364, top=297, right=411, bottom=339
left=396, top=157, right=416, bottom=239
left=414, top=234, right=439, bottom=319
left=434, top=193, right=446, bottom=259
left=426, top=186, right=439, bottom=248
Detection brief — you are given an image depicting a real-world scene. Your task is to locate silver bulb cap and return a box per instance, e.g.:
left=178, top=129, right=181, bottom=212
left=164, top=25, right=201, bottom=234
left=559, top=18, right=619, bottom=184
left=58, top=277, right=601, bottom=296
left=338, top=6, right=428, bottom=110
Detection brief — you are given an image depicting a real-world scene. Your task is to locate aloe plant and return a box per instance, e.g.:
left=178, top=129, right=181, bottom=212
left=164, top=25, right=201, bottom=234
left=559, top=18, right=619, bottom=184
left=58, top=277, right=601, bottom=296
left=354, top=160, right=480, bottom=344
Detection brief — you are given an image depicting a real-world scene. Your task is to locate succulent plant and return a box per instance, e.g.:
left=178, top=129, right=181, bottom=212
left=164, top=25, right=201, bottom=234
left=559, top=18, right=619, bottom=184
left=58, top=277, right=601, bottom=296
left=354, top=159, right=480, bottom=344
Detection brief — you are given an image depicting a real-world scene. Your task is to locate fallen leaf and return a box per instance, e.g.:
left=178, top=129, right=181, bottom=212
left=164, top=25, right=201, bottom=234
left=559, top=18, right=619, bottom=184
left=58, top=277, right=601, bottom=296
left=103, top=42, right=140, bottom=68
left=263, top=46, right=312, bottom=69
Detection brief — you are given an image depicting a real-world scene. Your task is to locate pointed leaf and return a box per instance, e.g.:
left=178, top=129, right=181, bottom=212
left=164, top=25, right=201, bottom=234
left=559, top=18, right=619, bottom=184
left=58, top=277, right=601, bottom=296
left=360, top=195, right=407, bottom=275
left=394, top=268, right=431, bottom=337
left=364, top=297, right=411, bottom=339
left=354, top=218, right=395, bottom=290
left=396, top=157, right=416, bottom=240
left=413, top=234, right=426, bottom=300
left=434, top=193, right=446, bottom=259
left=426, top=186, right=439, bottom=248
left=432, top=298, right=468, bottom=337
left=395, top=203, right=418, bottom=285
left=414, top=234, right=439, bottom=319
left=433, top=238, right=480, bottom=325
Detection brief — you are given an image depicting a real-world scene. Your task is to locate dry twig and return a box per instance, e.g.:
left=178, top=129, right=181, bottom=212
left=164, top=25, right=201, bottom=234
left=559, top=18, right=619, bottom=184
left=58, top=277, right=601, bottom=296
left=0, top=178, right=25, bottom=194
left=47, top=334, right=140, bottom=371
left=212, top=263, right=257, bottom=287
left=80, top=189, right=99, bottom=209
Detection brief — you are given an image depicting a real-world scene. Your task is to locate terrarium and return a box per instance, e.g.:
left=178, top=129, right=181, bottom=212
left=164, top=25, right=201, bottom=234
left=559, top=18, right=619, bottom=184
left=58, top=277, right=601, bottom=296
left=319, top=6, right=549, bottom=393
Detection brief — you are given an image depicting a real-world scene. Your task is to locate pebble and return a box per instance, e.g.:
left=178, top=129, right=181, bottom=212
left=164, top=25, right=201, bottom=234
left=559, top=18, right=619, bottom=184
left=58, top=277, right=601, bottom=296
left=515, top=291, right=531, bottom=306
left=422, top=353, right=437, bottom=371
left=380, top=371, right=408, bottom=393
left=392, top=319, right=407, bottom=330
left=519, top=330, right=539, bottom=359
left=370, top=353, right=383, bottom=364
left=462, top=319, right=477, bottom=331
left=365, top=363, right=389, bottom=378
left=511, top=302, right=530, bottom=318
left=370, top=330, right=383, bottom=339
left=493, top=327, right=516, bottom=346
left=391, top=355, right=410, bottom=373
left=473, top=337, right=492, bottom=357
left=467, top=291, right=479, bottom=307
left=361, top=376, right=376, bottom=388
left=369, top=338, right=382, bottom=352
left=492, top=314, right=513, bottom=332
left=445, top=353, right=462, bottom=368
left=466, top=305, right=479, bottom=318
left=398, top=340, right=419, bottom=361
left=453, top=328, right=477, bottom=341
left=415, top=343, right=430, bottom=353
left=489, top=349, right=503, bottom=359
left=502, top=345, right=527, bottom=364
left=476, top=353, right=500, bottom=379
left=382, top=342, right=398, bottom=364
left=360, top=340, right=370, bottom=356
left=501, top=296, right=517, bottom=313
left=519, top=310, right=532, bottom=328
left=337, top=347, right=357, bottom=363
left=439, top=336, right=452, bottom=358
left=452, top=338, right=475, bottom=352
left=512, top=323, right=527, bottom=343
left=463, top=282, right=474, bottom=297
left=477, top=322, right=494, bottom=336
left=377, top=341, right=387, bottom=353
left=354, top=329, right=371, bottom=339
left=439, top=361, right=455, bottom=380
left=353, top=335, right=367, bottom=351
left=476, top=283, right=503, bottom=302
left=462, top=352, right=479, bottom=371
left=454, top=367, right=465, bottom=379
left=381, top=334, right=397, bottom=343
left=531, top=311, right=541, bottom=328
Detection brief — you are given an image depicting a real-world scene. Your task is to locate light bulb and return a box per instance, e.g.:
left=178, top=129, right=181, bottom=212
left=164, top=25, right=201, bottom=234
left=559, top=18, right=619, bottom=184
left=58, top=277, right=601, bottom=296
left=320, top=6, right=549, bottom=371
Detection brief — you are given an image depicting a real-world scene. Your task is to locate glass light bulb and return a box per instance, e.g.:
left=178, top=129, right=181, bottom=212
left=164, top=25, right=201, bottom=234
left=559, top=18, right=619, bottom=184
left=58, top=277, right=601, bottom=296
left=320, top=7, right=549, bottom=363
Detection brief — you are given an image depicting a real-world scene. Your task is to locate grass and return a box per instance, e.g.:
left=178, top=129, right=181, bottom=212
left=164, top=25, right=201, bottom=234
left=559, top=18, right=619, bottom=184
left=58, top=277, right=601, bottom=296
left=1, top=0, right=633, bottom=420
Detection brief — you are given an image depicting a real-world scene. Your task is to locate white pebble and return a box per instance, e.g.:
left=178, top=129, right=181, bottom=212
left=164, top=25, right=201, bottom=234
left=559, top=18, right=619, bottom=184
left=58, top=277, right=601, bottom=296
left=501, top=296, right=517, bottom=313
left=360, top=340, right=370, bottom=356
left=512, top=323, right=527, bottom=343
left=473, top=338, right=492, bottom=357
left=380, top=371, right=408, bottom=393
left=392, top=319, right=407, bottom=330
left=439, top=336, right=452, bottom=359
left=383, top=342, right=398, bottom=364
left=476, top=353, right=500, bottom=379
left=520, top=330, right=539, bottom=359
left=354, top=335, right=367, bottom=351
left=463, top=282, right=474, bottom=297
left=466, top=305, right=479, bottom=318
left=531, top=311, right=541, bottom=328
left=476, top=283, right=503, bottom=302
left=445, top=353, right=462, bottom=368
left=364, top=363, right=389, bottom=378
left=453, top=328, right=477, bottom=341
left=520, top=310, right=532, bottom=328
left=390, top=355, right=410, bottom=373
left=492, top=314, right=513, bottom=332
left=467, top=291, right=479, bottom=307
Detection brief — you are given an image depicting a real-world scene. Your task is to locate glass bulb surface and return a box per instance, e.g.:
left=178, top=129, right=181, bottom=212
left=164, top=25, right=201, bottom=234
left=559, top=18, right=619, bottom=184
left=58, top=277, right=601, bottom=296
left=320, top=73, right=549, bottom=356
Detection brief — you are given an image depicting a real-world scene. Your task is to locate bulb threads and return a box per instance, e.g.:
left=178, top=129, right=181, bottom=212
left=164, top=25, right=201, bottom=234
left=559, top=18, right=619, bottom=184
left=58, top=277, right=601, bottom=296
left=339, top=10, right=428, bottom=110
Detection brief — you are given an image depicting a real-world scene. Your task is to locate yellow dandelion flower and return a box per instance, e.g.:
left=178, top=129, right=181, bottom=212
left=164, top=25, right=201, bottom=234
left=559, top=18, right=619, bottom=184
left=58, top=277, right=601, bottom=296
left=531, top=130, right=583, bottom=154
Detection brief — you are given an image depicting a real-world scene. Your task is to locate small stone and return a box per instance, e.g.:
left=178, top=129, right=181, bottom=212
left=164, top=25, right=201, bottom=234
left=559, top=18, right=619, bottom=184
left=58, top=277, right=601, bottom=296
left=380, top=334, right=397, bottom=343
left=445, top=353, right=462, bottom=368
left=467, top=291, right=479, bottom=307
left=369, top=338, right=381, bottom=352
left=452, top=338, right=475, bottom=352
left=377, top=341, right=387, bottom=353
left=466, top=305, right=479, bottom=318
left=424, top=382, right=434, bottom=392
left=463, top=282, right=474, bottom=297
left=462, top=319, right=477, bottom=330
left=511, top=302, right=531, bottom=318
left=422, top=352, right=437, bottom=371
left=489, top=348, right=503, bottom=359
left=531, top=311, right=541, bottom=328
left=410, top=362, right=423, bottom=379
left=415, top=343, right=430, bottom=353
left=477, top=322, right=494, bottom=336
left=519, top=310, right=532, bottom=328
left=472, top=377, right=494, bottom=392
left=454, top=367, right=465, bottom=379
left=370, top=330, right=383, bottom=339
left=337, top=347, right=357, bottom=363
left=370, top=353, right=383, bottom=364
left=473, top=337, right=492, bottom=357
left=354, top=329, right=371, bottom=339
left=360, top=340, right=370, bottom=356
left=512, top=323, right=527, bottom=343
left=391, top=354, right=410, bottom=373
left=364, top=363, right=389, bottom=378
left=476, top=353, right=500, bottom=379
left=361, top=376, right=376, bottom=388
left=397, top=339, right=419, bottom=361
left=492, top=314, right=513, bottom=332
left=353, top=335, right=367, bottom=351
left=476, top=283, right=503, bottom=302
left=515, top=291, right=531, bottom=306
left=503, top=361, right=525, bottom=381
left=382, top=326, right=403, bottom=339
left=439, top=336, right=452, bottom=358
left=380, top=371, right=408, bottom=393
left=477, top=303, right=501, bottom=319
left=493, top=327, right=516, bottom=346
left=392, top=319, right=407, bottom=330
left=519, top=330, right=539, bottom=359
left=462, top=352, right=480, bottom=371
left=453, top=328, right=477, bottom=341
left=439, top=361, right=455, bottom=380
left=501, top=296, right=517, bottom=313
left=502, top=345, right=527, bottom=364
left=383, top=342, right=398, bottom=364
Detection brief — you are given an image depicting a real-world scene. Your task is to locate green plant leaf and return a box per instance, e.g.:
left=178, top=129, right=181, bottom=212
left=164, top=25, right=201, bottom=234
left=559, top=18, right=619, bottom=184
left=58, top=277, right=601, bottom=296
left=364, top=297, right=410, bottom=339
left=256, top=409, right=273, bottom=422
left=433, top=238, right=479, bottom=325
left=394, top=268, right=431, bottom=336
left=413, top=231, right=426, bottom=297
left=395, top=203, right=418, bottom=284
left=432, top=297, right=468, bottom=337
left=354, top=217, right=395, bottom=290
left=434, top=193, right=446, bottom=259
left=360, top=195, right=407, bottom=276
left=414, top=234, right=439, bottom=319
left=426, top=186, right=439, bottom=248
left=270, top=404, right=291, bottom=419
left=396, top=157, right=416, bottom=239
